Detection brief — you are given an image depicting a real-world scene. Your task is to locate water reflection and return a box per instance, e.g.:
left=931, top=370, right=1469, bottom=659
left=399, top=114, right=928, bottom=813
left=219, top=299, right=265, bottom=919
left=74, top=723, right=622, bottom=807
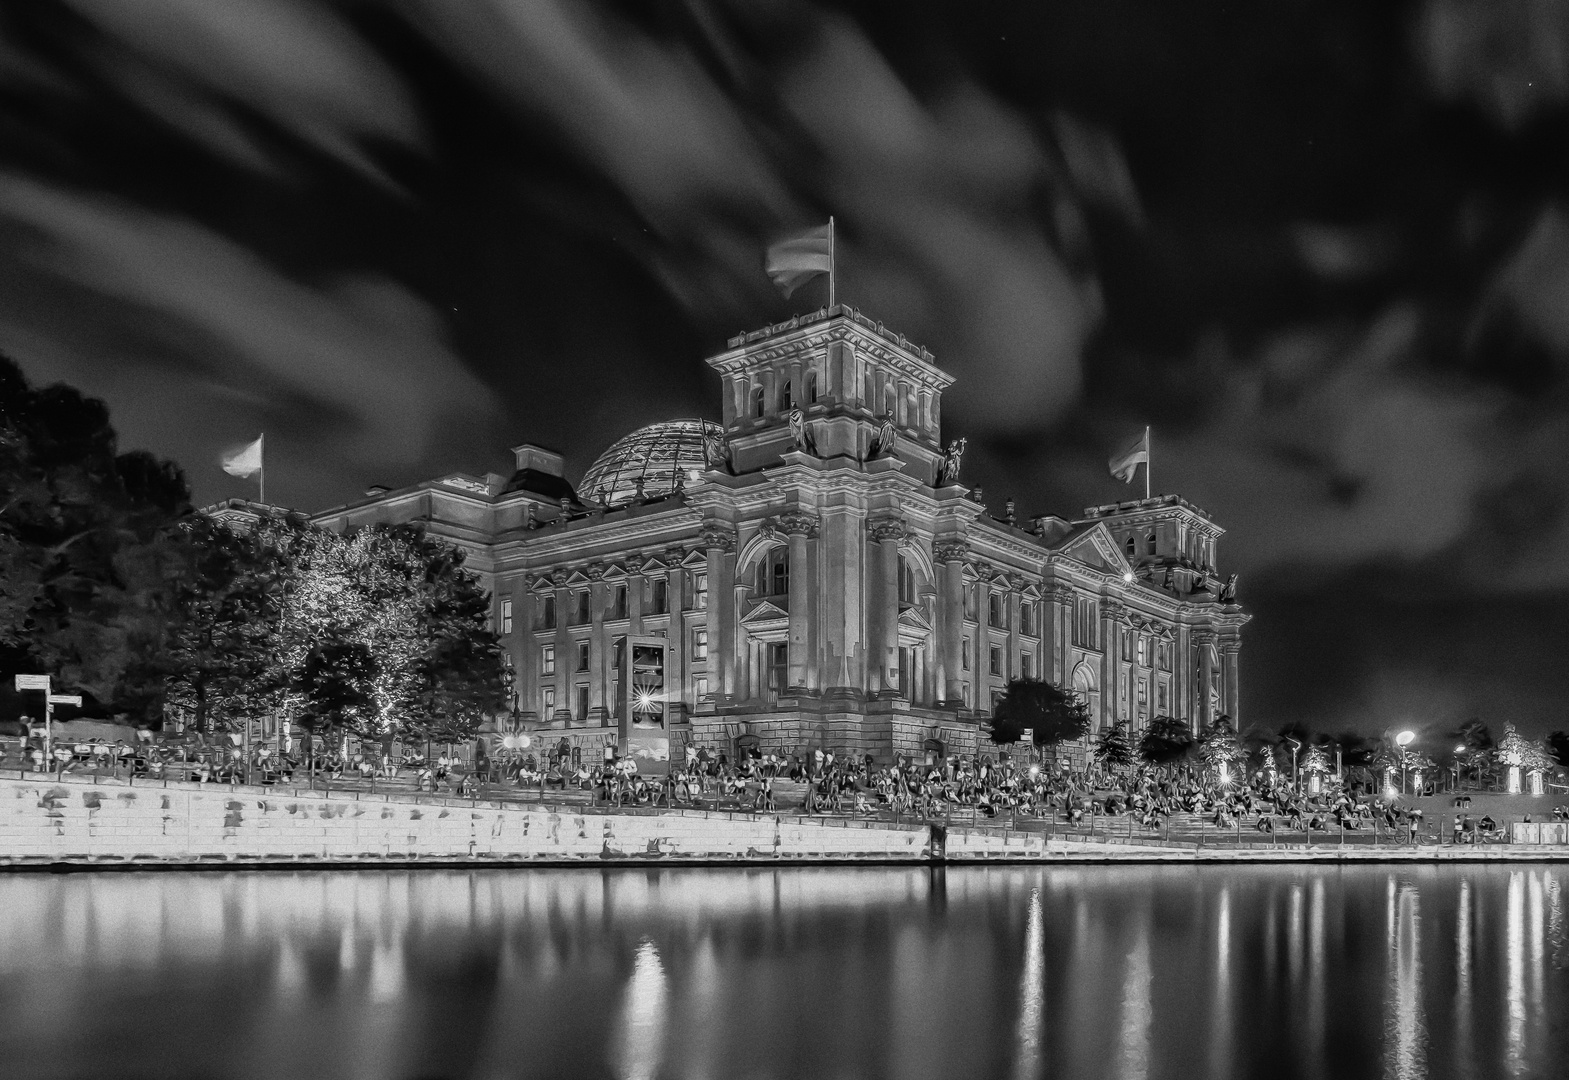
left=0, top=866, right=1563, bottom=1080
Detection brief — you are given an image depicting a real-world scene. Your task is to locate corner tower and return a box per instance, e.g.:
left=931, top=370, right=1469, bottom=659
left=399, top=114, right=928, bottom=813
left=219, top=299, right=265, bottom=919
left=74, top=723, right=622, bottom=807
left=705, top=305, right=956, bottom=481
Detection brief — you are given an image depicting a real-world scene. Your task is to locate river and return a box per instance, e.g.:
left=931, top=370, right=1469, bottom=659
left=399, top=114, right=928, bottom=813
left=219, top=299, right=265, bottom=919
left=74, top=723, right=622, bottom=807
left=0, top=864, right=1563, bottom=1079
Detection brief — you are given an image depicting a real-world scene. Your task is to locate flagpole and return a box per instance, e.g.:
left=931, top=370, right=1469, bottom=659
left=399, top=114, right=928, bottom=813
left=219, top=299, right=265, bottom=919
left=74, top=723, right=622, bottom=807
left=1144, top=425, right=1150, bottom=500
left=828, top=216, right=836, bottom=309
left=259, top=432, right=266, bottom=506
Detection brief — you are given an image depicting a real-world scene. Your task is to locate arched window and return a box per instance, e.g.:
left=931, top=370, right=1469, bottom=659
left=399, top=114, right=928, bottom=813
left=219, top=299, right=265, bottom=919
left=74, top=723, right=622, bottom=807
left=806, top=370, right=818, bottom=403
left=1146, top=531, right=1157, bottom=554
left=1125, top=535, right=1136, bottom=558
left=897, top=555, right=917, bottom=606
left=779, top=380, right=794, bottom=412
left=756, top=548, right=790, bottom=596
left=751, top=386, right=765, bottom=418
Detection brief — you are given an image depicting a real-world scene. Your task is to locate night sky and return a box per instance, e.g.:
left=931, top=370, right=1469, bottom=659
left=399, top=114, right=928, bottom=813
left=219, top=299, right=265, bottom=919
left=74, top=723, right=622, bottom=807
left=1, top=1, right=1567, bottom=741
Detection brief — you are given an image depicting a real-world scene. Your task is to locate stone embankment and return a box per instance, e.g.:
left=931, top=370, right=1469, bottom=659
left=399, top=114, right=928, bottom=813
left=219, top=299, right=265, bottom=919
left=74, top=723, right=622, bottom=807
left=0, top=774, right=1565, bottom=868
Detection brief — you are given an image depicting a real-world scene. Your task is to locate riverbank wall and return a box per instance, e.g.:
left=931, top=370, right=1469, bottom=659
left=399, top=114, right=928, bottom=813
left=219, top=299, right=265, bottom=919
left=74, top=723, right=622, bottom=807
left=1, top=774, right=1566, bottom=868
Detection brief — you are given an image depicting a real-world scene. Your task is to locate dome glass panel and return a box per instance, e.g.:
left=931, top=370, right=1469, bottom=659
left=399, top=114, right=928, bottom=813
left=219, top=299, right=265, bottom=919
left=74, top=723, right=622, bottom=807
left=578, top=419, right=722, bottom=507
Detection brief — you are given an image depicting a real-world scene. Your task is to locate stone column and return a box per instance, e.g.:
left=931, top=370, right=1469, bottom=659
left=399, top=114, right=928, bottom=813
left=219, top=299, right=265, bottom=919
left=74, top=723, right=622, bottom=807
left=778, top=512, right=819, bottom=691
left=628, top=570, right=645, bottom=637
left=867, top=516, right=906, bottom=695
left=1045, top=584, right=1073, bottom=686
left=934, top=540, right=967, bottom=705
left=1219, top=637, right=1241, bottom=725
left=1005, top=574, right=1023, bottom=681
left=1100, top=600, right=1124, bottom=730
left=587, top=564, right=609, bottom=724
left=551, top=570, right=571, bottom=724
left=1193, top=630, right=1216, bottom=731
left=519, top=578, right=539, bottom=717
left=665, top=548, right=687, bottom=708
left=702, top=523, right=738, bottom=700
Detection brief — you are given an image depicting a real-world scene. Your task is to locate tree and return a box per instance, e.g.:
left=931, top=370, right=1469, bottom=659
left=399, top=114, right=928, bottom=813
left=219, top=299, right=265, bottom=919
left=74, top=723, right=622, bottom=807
left=0, top=358, right=191, bottom=717
left=1138, top=714, right=1193, bottom=766
left=407, top=537, right=506, bottom=744
left=294, top=639, right=376, bottom=749
left=162, top=515, right=282, bottom=734
left=989, top=678, right=1091, bottom=748
left=1549, top=731, right=1569, bottom=769
left=1198, top=716, right=1245, bottom=777
left=1092, top=719, right=1134, bottom=775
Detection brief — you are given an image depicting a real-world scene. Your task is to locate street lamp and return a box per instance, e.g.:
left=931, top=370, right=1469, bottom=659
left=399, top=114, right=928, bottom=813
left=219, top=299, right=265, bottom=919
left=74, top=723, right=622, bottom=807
left=1284, top=736, right=1301, bottom=790
left=1395, top=730, right=1415, bottom=795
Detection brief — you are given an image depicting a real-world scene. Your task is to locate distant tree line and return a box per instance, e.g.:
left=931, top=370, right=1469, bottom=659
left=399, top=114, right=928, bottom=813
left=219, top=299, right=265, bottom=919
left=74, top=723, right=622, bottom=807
left=0, top=355, right=507, bottom=744
left=986, top=675, right=1569, bottom=782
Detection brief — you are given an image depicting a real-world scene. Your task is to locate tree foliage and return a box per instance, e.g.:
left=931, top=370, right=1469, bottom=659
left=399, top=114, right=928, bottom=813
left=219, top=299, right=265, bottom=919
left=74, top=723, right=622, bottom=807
left=1198, top=716, right=1245, bottom=771
left=1138, top=714, right=1193, bottom=765
left=1092, top=719, right=1134, bottom=774
left=1549, top=731, right=1569, bottom=770
left=0, top=356, right=191, bottom=716
left=988, top=678, right=1091, bottom=747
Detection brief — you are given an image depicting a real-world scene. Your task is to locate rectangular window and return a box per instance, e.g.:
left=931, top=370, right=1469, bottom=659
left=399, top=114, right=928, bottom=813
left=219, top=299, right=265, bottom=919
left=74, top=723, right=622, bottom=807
left=651, top=578, right=668, bottom=614
left=693, top=572, right=708, bottom=610
left=541, top=645, right=555, bottom=676
left=577, top=641, right=590, bottom=672
left=962, top=638, right=971, bottom=671
left=1136, top=635, right=1148, bottom=666
left=576, top=685, right=589, bottom=721
left=1121, top=629, right=1134, bottom=657
left=611, top=584, right=627, bottom=620
left=988, top=592, right=1003, bottom=628
left=989, top=646, right=1003, bottom=677
left=1137, top=679, right=1149, bottom=717
left=1020, top=603, right=1035, bottom=636
left=543, top=687, right=555, bottom=712
left=1020, top=653, right=1032, bottom=680
left=766, top=642, right=787, bottom=692
left=575, top=591, right=590, bottom=625
left=1073, top=598, right=1100, bottom=648
left=962, top=682, right=971, bottom=708
left=964, top=585, right=977, bottom=620
left=1157, top=682, right=1169, bottom=714
left=539, top=596, right=556, bottom=630
left=695, top=676, right=708, bottom=700
left=693, top=628, right=708, bottom=660
left=500, top=596, right=513, bottom=635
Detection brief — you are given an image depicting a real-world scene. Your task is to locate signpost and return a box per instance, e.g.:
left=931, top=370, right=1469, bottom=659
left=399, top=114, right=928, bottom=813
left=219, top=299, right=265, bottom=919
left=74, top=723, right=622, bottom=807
left=14, top=674, right=80, bottom=768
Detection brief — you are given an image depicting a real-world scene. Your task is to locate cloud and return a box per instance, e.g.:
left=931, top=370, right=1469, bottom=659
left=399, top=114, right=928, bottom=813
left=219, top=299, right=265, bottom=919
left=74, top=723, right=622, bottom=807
left=0, top=175, right=500, bottom=502
left=1417, top=0, right=1569, bottom=129
left=404, top=0, right=1114, bottom=433
left=63, top=0, right=421, bottom=181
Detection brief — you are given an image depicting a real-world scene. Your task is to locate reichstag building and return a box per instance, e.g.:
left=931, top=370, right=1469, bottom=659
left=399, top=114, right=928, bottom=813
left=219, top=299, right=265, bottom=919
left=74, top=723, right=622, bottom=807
left=309, top=307, right=1248, bottom=764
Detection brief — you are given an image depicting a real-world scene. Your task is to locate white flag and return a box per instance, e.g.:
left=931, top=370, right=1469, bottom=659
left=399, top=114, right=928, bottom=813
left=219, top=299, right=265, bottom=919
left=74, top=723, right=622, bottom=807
left=221, top=436, right=263, bottom=478
left=765, top=223, right=832, bottom=297
left=1107, top=431, right=1148, bottom=483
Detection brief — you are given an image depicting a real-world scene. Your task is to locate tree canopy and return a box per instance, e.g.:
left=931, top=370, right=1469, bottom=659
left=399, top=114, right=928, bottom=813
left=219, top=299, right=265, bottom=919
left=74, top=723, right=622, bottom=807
left=988, top=678, right=1091, bottom=747
left=1138, top=714, right=1193, bottom=765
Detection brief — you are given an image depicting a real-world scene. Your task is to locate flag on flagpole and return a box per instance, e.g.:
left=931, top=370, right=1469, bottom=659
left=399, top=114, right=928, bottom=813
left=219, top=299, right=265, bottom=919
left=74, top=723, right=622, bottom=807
left=221, top=436, right=263, bottom=478
left=765, top=221, right=833, bottom=298
left=1107, top=430, right=1148, bottom=483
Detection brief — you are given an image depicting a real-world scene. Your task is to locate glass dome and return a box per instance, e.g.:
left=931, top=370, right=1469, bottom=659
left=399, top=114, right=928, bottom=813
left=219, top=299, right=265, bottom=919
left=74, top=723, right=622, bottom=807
left=578, top=419, right=722, bottom=507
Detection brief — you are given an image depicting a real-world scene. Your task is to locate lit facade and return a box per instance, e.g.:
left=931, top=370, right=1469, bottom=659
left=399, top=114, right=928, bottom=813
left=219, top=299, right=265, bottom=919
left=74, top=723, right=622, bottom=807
left=309, top=307, right=1248, bottom=763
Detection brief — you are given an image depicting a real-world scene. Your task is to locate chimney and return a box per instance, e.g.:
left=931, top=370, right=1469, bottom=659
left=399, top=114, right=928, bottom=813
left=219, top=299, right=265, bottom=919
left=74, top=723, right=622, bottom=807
left=511, top=443, right=565, bottom=476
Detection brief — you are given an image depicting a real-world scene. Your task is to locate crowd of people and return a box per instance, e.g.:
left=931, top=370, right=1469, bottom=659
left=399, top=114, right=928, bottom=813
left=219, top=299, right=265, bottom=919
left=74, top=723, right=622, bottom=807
left=8, top=729, right=1558, bottom=843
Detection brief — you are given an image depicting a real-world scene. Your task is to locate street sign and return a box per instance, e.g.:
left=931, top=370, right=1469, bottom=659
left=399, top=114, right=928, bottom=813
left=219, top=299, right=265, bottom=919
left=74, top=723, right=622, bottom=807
left=47, top=694, right=82, bottom=707
left=14, top=674, right=49, bottom=692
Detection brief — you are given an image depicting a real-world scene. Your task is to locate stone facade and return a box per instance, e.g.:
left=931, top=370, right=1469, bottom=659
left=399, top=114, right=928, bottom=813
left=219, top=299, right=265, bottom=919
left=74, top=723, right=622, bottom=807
left=304, top=306, right=1248, bottom=763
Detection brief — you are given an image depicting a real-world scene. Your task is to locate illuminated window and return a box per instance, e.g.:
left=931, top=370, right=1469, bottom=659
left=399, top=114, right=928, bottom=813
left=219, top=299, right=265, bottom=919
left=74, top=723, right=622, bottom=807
left=543, top=687, right=555, bottom=712
left=964, top=584, right=977, bottom=620
left=500, top=597, right=513, bottom=635
left=693, top=572, right=708, bottom=610
left=693, top=628, right=708, bottom=660
left=695, top=676, right=708, bottom=699
left=541, top=645, right=555, bottom=675
left=962, top=638, right=971, bottom=671
left=756, top=549, right=789, bottom=597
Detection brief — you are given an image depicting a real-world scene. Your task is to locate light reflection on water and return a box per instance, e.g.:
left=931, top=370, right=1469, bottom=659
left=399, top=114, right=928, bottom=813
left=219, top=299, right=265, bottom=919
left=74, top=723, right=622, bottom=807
left=0, top=865, right=1564, bottom=1080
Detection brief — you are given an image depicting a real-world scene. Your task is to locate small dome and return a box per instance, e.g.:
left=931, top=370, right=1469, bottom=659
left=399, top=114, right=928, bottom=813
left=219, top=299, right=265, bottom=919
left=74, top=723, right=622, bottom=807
left=579, top=419, right=722, bottom=507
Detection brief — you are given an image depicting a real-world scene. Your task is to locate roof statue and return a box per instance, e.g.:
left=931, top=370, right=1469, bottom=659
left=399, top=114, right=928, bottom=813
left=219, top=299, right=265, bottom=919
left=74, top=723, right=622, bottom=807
left=937, top=437, right=966, bottom=485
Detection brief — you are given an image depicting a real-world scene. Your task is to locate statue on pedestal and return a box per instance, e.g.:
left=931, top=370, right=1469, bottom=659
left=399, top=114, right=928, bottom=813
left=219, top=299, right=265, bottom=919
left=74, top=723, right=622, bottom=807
left=937, top=437, right=967, bottom=485
left=870, top=419, right=896, bottom=459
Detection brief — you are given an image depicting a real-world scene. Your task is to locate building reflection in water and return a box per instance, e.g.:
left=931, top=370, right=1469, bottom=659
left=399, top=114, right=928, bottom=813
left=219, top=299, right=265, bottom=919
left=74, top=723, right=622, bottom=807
left=0, top=865, right=1565, bottom=1080
left=614, top=939, right=668, bottom=1080
left=1385, top=879, right=1427, bottom=1080
left=1011, top=887, right=1045, bottom=1080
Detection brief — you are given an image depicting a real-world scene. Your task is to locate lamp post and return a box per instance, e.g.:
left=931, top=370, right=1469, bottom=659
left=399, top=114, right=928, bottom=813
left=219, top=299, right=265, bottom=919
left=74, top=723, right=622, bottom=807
left=1284, top=736, right=1301, bottom=791
left=1395, top=730, right=1416, bottom=796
